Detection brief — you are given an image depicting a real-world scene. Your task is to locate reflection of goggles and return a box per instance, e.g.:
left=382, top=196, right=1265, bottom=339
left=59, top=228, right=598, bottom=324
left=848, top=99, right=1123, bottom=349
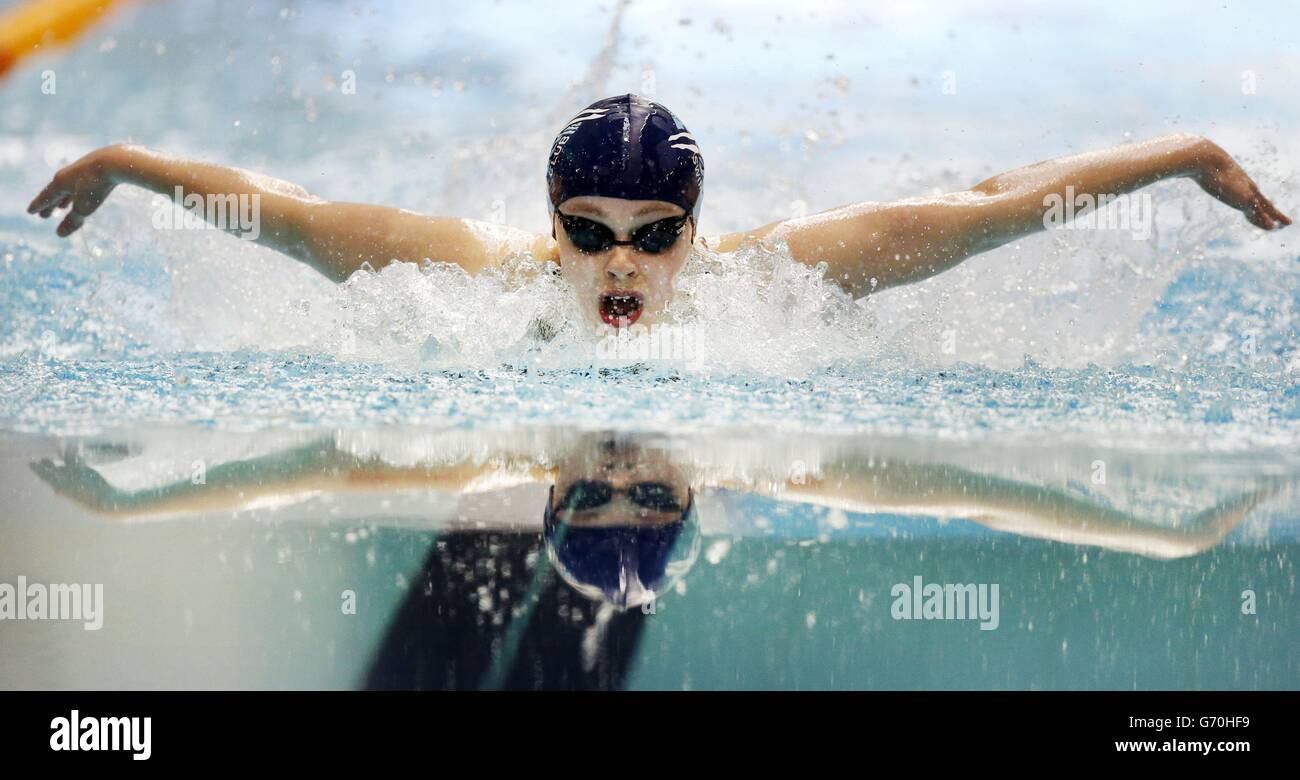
left=557, top=212, right=689, bottom=254
left=552, top=479, right=683, bottom=513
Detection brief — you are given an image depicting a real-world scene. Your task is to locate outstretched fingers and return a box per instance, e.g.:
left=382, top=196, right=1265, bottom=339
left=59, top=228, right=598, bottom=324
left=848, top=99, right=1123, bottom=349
left=28, top=180, right=69, bottom=216
left=1201, top=162, right=1291, bottom=231
left=1246, top=200, right=1276, bottom=230
left=36, top=194, right=71, bottom=219
left=30, top=175, right=111, bottom=236
left=56, top=199, right=99, bottom=237
left=1250, top=183, right=1291, bottom=228
left=56, top=211, right=86, bottom=237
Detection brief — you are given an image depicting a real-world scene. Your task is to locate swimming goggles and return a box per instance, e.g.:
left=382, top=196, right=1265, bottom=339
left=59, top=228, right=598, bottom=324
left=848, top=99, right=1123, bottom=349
left=557, top=212, right=689, bottom=254
left=553, top=479, right=684, bottom=513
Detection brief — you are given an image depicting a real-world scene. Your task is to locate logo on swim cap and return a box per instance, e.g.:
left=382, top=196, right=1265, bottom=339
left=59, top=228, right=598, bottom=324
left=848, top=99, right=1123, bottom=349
left=547, top=107, right=610, bottom=171
left=666, top=131, right=700, bottom=154
left=547, top=94, right=704, bottom=225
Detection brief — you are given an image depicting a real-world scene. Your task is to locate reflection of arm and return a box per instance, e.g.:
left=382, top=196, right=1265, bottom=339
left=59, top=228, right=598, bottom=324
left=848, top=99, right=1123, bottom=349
left=764, top=460, right=1282, bottom=559
left=31, top=439, right=553, bottom=520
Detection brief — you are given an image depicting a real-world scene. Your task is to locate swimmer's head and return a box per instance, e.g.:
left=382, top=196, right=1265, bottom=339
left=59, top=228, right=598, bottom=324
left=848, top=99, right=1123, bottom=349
left=542, top=434, right=701, bottom=610
left=546, top=94, right=704, bottom=329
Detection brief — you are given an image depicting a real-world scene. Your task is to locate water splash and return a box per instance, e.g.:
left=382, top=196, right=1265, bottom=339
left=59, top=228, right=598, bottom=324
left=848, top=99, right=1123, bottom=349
left=0, top=0, right=1296, bottom=445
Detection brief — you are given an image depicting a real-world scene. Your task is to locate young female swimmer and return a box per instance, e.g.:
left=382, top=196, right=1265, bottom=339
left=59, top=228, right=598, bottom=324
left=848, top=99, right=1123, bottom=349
left=28, top=93, right=1291, bottom=331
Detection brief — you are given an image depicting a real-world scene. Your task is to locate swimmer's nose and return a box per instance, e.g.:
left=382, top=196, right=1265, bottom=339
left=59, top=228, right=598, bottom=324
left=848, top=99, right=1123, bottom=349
left=604, top=251, right=638, bottom=282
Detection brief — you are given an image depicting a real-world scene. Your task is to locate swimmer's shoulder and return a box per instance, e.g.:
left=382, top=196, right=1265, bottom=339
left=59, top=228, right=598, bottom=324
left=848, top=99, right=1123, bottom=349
left=530, top=233, right=560, bottom=263
left=459, top=218, right=559, bottom=267
left=698, top=220, right=784, bottom=253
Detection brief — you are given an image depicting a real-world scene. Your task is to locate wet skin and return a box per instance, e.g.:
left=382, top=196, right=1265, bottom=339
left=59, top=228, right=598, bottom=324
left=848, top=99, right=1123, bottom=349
left=28, top=135, right=1291, bottom=330
left=548, top=195, right=694, bottom=331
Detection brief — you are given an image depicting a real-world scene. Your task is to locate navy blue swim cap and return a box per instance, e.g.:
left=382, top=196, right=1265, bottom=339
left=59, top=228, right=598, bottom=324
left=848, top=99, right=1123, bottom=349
left=543, top=485, right=700, bottom=610
left=547, top=93, right=704, bottom=228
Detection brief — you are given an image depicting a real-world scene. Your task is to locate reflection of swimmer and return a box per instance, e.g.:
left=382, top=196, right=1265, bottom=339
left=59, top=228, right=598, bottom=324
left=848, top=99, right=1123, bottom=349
left=31, top=429, right=1289, bottom=611
left=543, top=436, right=700, bottom=609
left=28, top=94, right=1290, bottom=334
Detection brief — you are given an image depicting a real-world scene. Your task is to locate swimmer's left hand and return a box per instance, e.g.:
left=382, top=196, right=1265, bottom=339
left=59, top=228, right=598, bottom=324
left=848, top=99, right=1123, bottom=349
left=1193, top=143, right=1292, bottom=230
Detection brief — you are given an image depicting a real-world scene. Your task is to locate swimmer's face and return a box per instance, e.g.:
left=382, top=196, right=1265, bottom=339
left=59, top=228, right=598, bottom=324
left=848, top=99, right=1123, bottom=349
left=553, top=196, right=694, bottom=329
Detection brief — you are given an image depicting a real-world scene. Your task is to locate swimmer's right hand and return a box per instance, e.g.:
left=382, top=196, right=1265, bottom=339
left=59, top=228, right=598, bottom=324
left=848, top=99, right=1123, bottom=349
left=27, top=144, right=127, bottom=237
left=25, top=142, right=524, bottom=282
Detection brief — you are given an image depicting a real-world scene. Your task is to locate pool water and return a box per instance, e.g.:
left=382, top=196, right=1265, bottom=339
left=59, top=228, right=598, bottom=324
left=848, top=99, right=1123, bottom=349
left=1, top=426, right=1295, bottom=689
left=0, top=0, right=1297, bottom=689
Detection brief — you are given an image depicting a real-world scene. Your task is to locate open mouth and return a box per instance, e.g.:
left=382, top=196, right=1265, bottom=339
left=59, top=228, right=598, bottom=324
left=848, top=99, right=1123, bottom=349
left=598, top=291, right=644, bottom=327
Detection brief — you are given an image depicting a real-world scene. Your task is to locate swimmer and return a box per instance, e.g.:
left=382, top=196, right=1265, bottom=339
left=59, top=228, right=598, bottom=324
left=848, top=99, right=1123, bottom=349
left=27, top=93, right=1291, bottom=330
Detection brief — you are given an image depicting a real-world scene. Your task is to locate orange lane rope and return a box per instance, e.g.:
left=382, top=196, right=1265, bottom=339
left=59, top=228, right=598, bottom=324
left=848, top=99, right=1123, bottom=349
left=0, top=0, right=132, bottom=79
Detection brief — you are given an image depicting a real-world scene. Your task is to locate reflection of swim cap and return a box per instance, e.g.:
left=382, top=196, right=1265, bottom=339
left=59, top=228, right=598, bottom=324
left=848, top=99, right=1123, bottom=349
left=546, top=93, right=704, bottom=226
left=543, top=485, right=701, bottom=610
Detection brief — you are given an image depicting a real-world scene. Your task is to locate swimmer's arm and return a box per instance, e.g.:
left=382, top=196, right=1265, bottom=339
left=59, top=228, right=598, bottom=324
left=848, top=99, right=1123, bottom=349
left=711, top=134, right=1290, bottom=297
left=28, top=144, right=551, bottom=282
left=769, top=459, right=1279, bottom=559
left=30, top=444, right=552, bottom=520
